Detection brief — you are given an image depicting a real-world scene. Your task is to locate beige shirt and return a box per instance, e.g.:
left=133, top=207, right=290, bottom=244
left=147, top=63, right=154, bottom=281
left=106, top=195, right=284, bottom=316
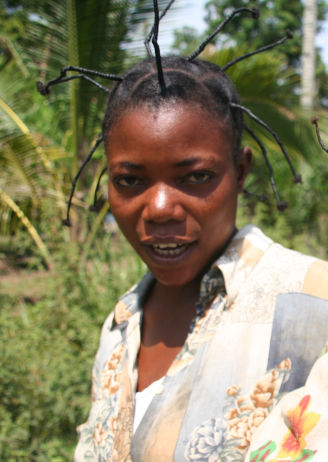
left=75, top=225, right=328, bottom=462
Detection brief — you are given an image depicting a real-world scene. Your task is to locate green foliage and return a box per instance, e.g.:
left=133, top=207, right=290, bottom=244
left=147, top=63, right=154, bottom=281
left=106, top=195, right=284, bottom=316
left=0, top=297, right=94, bottom=460
left=172, top=26, right=202, bottom=56
left=0, top=0, right=170, bottom=247
left=200, top=47, right=328, bottom=259
left=236, top=106, right=328, bottom=259
left=0, top=228, right=145, bottom=461
left=203, top=0, right=328, bottom=66
left=0, top=72, right=69, bottom=252
left=237, top=149, right=328, bottom=260
left=0, top=0, right=169, bottom=163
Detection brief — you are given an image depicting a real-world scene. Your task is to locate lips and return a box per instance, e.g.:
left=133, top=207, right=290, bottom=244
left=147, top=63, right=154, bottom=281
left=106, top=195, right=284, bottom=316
left=141, top=239, right=197, bottom=265
left=150, top=242, right=191, bottom=256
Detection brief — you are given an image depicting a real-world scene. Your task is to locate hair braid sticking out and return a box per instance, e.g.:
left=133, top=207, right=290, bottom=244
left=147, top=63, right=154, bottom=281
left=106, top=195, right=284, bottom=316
left=103, top=56, right=243, bottom=160
left=312, top=117, right=328, bottom=154
left=36, top=0, right=300, bottom=225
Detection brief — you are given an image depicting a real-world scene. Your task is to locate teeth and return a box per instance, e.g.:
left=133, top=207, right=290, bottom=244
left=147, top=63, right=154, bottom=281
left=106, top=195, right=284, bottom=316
left=153, top=243, right=181, bottom=249
left=151, top=242, right=188, bottom=256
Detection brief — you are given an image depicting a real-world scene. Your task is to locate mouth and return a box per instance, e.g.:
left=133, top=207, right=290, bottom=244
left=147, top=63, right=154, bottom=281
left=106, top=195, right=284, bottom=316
left=142, top=240, right=197, bottom=265
left=150, top=242, right=192, bottom=257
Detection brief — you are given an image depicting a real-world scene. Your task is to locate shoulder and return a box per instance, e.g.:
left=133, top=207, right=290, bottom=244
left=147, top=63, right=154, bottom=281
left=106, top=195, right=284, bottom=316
left=269, top=236, right=328, bottom=300
left=303, top=257, right=328, bottom=299
left=94, top=274, right=152, bottom=373
left=111, top=271, right=154, bottom=327
left=232, top=225, right=314, bottom=273
left=98, top=271, right=154, bottom=341
left=236, top=225, right=328, bottom=300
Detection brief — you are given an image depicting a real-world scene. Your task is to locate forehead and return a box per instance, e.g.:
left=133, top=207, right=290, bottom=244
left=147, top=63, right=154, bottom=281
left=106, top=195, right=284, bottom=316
left=106, top=102, right=234, bottom=166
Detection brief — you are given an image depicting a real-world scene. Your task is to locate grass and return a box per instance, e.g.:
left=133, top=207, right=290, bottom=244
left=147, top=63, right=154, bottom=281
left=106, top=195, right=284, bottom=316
left=0, top=227, right=145, bottom=461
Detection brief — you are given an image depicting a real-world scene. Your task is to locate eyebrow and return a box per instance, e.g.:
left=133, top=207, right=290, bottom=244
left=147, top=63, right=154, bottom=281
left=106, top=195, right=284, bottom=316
left=116, top=161, right=144, bottom=170
left=115, top=157, right=215, bottom=170
left=174, top=157, right=202, bottom=167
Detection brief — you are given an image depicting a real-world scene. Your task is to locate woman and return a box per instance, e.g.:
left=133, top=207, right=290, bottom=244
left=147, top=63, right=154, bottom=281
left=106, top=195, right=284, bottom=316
left=69, top=56, right=328, bottom=461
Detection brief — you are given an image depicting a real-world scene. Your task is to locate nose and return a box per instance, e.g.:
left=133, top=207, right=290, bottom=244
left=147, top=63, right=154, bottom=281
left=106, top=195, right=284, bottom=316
left=142, top=183, right=186, bottom=224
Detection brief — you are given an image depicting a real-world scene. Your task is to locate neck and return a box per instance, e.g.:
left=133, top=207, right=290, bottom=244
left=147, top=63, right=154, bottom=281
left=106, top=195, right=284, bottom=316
left=144, top=227, right=236, bottom=324
left=157, top=275, right=201, bottom=306
left=143, top=274, right=201, bottom=328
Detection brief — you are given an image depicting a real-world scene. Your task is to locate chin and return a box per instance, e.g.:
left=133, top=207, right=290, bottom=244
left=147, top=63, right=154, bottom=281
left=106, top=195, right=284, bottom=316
left=149, top=265, right=201, bottom=288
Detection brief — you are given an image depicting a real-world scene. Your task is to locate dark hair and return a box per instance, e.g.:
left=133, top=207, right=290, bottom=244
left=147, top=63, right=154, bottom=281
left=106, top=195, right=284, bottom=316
left=103, top=56, right=243, bottom=161
left=312, top=117, right=328, bottom=154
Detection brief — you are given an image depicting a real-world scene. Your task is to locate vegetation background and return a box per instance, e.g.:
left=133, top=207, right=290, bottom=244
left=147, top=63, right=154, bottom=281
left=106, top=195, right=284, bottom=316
left=1, top=0, right=328, bottom=460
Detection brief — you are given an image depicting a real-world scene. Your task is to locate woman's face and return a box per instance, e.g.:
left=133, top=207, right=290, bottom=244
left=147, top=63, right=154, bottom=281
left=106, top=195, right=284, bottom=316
left=106, top=103, right=251, bottom=288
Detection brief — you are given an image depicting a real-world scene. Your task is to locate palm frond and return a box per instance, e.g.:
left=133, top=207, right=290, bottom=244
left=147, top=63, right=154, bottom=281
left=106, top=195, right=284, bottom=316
left=0, top=187, right=53, bottom=269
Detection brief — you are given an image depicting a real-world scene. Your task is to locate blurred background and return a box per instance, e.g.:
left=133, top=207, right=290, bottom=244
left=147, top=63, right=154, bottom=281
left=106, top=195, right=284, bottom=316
left=1, top=0, right=328, bottom=460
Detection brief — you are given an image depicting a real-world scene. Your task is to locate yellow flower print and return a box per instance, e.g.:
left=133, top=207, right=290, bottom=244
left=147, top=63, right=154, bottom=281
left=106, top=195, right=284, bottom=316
left=250, top=358, right=291, bottom=410
left=93, top=422, right=107, bottom=447
left=100, top=344, right=125, bottom=396
left=101, top=370, right=121, bottom=396
left=250, top=370, right=279, bottom=409
left=226, top=385, right=239, bottom=397
left=270, top=395, right=320, bottom=461
left=107, top=344, right=125, bottom=370
left=114, top=300, right=132, bottom=324
left=227, top=408, right=269, bottom=451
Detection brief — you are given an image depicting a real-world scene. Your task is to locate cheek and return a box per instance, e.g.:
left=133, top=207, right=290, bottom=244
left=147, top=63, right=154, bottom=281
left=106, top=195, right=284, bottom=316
left=198, top=181, right=238, bottom=229
left=206, top=177, right=238, bottom=210
left=108, top=187, right=141, bottom=236
left=110, top=201, right=136, bottom=227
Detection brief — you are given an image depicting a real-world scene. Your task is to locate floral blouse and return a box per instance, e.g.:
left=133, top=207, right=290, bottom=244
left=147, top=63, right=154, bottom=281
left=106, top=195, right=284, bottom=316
left=74, top=225, right=328, bottom=462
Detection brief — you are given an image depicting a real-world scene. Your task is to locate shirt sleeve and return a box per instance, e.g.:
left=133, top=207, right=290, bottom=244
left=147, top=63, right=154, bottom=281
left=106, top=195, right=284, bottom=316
left=74, top=311, right=115, bottom=462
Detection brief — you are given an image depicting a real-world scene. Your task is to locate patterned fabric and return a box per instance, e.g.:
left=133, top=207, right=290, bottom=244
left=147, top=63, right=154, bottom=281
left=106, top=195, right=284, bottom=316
left=74, top=225, right=328, bottom=462
left=246, top=352, right=328, bottom=462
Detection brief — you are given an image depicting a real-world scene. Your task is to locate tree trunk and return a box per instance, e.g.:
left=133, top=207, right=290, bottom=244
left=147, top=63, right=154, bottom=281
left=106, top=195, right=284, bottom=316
left=301, top=0, right=317, bottom=111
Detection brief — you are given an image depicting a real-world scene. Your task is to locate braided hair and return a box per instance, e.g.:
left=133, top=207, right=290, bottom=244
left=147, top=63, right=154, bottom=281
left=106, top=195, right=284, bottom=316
left=103, top=56, right=243, bottom=160
left=36, top=1, right=301, bottom=226
left=312, top=117, right=328, bottom=154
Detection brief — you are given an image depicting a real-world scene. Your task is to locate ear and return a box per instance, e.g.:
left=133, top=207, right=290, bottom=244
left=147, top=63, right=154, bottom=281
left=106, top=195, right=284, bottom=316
left=237, top=146, right=252, bottom=193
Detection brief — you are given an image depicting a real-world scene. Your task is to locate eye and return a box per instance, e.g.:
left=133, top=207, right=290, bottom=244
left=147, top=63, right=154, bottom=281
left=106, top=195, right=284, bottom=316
left=183, top=171, right=214, bottom=184
left=114, top=175, right=144, bottom=187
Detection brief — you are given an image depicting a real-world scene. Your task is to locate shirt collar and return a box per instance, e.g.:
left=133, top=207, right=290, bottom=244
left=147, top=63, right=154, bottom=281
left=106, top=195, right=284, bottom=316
left=213, top=224, right=273, bottom=308
left=110, top=272, right=155, bottom=329
left=111, top=225, right=271, bottom=327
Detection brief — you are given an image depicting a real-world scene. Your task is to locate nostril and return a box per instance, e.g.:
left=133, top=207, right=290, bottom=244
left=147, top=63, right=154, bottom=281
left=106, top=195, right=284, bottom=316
left=143, top=206, right=186, bottom=224
left=143, top=201, right=186, bottom=223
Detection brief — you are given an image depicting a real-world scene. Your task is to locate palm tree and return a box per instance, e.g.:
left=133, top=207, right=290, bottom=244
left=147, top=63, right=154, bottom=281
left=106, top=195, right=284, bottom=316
left=301, top=0, right=318, bottom=111
left=0, top=0, right=170, bottom=258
